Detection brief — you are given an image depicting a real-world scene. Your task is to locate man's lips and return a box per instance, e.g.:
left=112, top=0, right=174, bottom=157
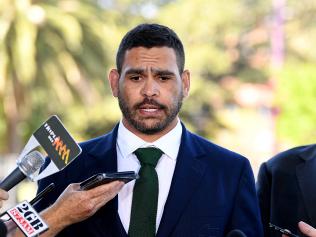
left=139, top=106, right=161, bottom=113
left=137, top=103, right=164, bottom=115
left=134, top=98, right=167, bottom=116
left=139, top=104, right=160, bottom=110
left=141, top=108, right=158, bottom=111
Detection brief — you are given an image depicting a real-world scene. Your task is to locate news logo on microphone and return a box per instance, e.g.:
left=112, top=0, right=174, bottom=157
left=33, top=116, right=81, bottom=170
left=7, top=201, right=48, bottom=237
left=16, top=115, right=82, bottom=181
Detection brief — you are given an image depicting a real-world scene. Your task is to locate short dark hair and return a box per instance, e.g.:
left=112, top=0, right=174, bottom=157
left=116, top=23, right=185, bottom=74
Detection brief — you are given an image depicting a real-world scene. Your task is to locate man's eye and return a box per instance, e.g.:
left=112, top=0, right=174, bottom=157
left=159, top=76, right=170, bottom=81
left=130, top=76, right=141, bottom=81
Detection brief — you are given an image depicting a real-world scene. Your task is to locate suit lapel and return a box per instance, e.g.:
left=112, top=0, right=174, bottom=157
left=157, top=125, right=206, bottom=237
left=86, top=124, right=119, bottom=173
left=296, top=144, right=316, bottom=227
left=86, top=124, right=128, bottom=237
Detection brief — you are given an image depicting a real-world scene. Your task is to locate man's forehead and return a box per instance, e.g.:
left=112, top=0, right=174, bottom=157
left=124, top=47, right=176, bottom=61
left=121, top=47, right=178, bottom=72
left=126, top=46, right=176, bottom=53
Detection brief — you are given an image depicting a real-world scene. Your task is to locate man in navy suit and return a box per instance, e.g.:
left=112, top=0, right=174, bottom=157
left=34, top=23, right=263, bottom=237
left=257, top=144, right=316, bottom=237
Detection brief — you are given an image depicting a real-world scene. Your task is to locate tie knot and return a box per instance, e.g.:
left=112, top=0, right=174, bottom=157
left=134, top=147, right=163, bottom=167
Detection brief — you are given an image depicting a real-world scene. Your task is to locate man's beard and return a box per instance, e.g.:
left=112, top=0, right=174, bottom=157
left=118, top=91, right=183, bottom=134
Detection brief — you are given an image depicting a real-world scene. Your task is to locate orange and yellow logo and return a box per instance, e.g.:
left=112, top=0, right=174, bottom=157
left=52, top=137, right=70, bottom=165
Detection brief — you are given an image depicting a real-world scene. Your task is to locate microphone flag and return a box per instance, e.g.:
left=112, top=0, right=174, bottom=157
left=6, top=201, right=48, bottom=237
left=18, top=115, right=82, bottom=181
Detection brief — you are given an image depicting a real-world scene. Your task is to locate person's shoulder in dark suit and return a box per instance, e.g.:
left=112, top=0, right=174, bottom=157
left=265, top=144, right=314, bottom=169
left=188, top=129, right=248, bottom=162
left=257, top=144, right=316, bottom=237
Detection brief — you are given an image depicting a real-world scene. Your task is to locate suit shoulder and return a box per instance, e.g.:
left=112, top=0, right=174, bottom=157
left=79, top=134, right=109, bottom=151
left=268, top=144, right=315, bottom=163
left=266, top=144, right=316, bottom=168
left=189, top=131, right=247, bottom=163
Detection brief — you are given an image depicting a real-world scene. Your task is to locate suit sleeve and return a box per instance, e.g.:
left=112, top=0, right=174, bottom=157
left=256, top=162, right=272, bottom=237
left=228, top=159, right=264, bottom=237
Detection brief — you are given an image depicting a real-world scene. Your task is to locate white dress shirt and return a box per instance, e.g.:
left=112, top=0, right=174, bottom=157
left=117, top=119, right=182, bottom=233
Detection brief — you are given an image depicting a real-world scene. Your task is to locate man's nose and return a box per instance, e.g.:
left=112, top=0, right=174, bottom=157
left=141, top=78, right=159, bottom=97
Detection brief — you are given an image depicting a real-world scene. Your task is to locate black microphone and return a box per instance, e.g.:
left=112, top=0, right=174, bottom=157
left=0, top=151, right=45, bottom=191
left=226, top=229, right=247, bottom=237
left=30, top=183, right=55, bottom=206
left=0, top=220, right=7, bottom=237
left=0, top=183, right=55, bottom=219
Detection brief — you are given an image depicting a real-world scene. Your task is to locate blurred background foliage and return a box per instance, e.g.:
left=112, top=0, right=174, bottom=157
left=0, top=0, right=316, bottom=156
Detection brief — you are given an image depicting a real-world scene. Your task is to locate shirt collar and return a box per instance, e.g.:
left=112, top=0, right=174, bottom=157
left=117, top=119, right=182, bottom=161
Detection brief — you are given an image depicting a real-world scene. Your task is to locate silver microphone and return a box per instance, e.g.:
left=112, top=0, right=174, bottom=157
left=0, top=151, right=45, bottom=191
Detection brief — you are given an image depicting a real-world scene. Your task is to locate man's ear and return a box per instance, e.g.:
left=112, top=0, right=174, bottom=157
left=181, top=70, right=190, bottom=98
left=108, top=69, right=120, bottom=97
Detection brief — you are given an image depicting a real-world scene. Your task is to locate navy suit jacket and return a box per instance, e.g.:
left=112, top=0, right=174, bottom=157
left=36, top=123, right=263, bottom=237
left=257, top=144, right=316, bottom=237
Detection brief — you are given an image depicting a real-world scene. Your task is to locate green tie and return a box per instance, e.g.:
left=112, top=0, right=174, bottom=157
left=128, top=147, right=163, bottom=237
